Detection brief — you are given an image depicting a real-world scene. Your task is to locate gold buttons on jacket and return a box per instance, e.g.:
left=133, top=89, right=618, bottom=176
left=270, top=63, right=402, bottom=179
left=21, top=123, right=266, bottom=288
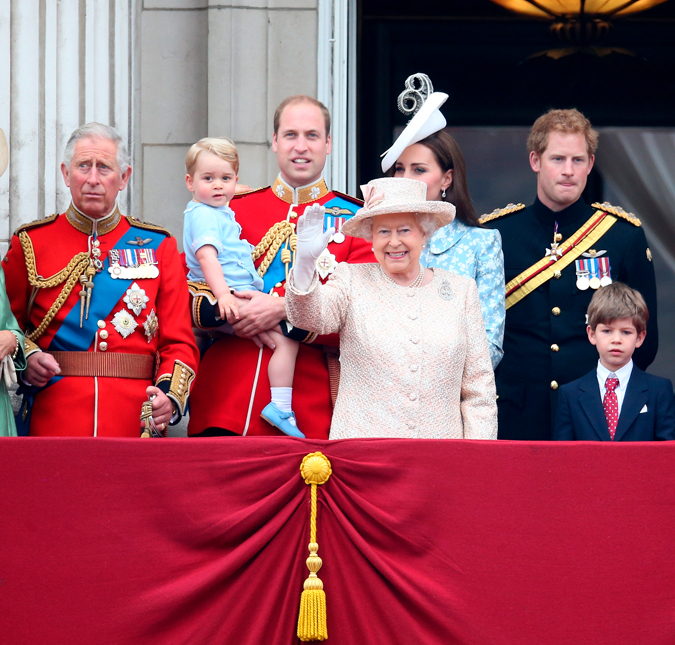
left=554, top=233, right=563, bottom=243
left=551, top=344, right=559, bottom=352
left=99, top=330, right=109, bottom=340
left=99, top=341, right=108, bottom=352
left=552, top=307, right=561, bottom=316
left=554, top=271, right=561, bottom=280
left=97, top=320, right=106, bottom=329
left=550, top=380, right=558, bottom=390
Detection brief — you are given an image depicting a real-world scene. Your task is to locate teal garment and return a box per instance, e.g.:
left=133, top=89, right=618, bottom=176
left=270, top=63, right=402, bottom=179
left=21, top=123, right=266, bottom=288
left=0, top=265, right=26, bottom=436
left=421, top=219, right=505, bottom=369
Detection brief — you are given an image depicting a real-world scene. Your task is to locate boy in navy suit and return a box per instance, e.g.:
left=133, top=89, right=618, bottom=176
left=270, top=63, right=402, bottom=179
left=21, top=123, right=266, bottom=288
left=555, top=282, right=675, bottom=441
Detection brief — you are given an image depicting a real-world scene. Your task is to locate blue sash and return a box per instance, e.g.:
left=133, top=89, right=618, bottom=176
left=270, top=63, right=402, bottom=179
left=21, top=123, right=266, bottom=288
left=260, top=197, right=359, bottom=292
left=48, top=226, right=165, bottom=352
left=16, top=225, right=165, bottom=435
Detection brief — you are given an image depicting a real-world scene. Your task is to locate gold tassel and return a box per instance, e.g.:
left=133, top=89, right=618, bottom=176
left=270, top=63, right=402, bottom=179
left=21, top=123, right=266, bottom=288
left=298, top=452, right=332, bottom=642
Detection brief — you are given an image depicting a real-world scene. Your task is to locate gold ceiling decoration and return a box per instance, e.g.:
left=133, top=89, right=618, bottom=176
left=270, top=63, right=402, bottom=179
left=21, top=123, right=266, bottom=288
left=491, top=0, right=669, bottom=43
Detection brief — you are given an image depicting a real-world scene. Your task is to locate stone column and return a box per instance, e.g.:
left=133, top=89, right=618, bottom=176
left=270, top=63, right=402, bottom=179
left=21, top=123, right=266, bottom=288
left=0, top=0, right=135, bottom=256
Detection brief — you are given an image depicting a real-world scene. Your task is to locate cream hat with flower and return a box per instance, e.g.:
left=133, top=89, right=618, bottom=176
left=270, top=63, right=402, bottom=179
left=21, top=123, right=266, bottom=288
left=342, top=177, right=455, bottom=239
left=380, top=73, right=448, bottom=174
left=0, top=129, right=7, bottom=178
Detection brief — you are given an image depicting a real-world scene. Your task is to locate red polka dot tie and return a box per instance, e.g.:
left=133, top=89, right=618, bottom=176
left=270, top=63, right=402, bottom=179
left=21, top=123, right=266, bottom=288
left=603, top=376, right=620, bottom=440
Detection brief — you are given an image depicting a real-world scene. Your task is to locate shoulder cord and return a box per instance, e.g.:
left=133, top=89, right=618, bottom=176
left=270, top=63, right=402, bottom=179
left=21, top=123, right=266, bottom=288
left=19, top=231, right=90, bottom=342
left=252, top=219, right=296, bottom=278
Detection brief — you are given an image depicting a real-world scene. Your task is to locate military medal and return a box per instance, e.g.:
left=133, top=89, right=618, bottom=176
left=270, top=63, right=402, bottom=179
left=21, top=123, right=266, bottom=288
left=326, top=206, right=353, bottom=245
left=545, top=222, right=562, bottom=261
left=124, top=282, right=150, bottom=316
left=316, top=248, right=337, bottom=280
left=327, top=216, right=346, bottom=243
left=109, top=249, right=123, bottom=277
left=143, top=309, right=159, bottom=342
left=588, top=258, right=601, bottom=289
left=108, top=248, right=159, bottom=280
left=111, top=309, right=138, bottom=338
left=599, top=256, right=612, bottom=287
left=575, top=259, right=590, bottom=291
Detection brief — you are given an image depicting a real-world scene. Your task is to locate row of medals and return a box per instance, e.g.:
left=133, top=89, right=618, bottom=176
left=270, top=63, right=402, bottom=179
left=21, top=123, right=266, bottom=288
left=108, top=248, right=160, bottom=279
left=548, top=228, right=612, bottom=292
left=576, top=260, right=612, bottom=291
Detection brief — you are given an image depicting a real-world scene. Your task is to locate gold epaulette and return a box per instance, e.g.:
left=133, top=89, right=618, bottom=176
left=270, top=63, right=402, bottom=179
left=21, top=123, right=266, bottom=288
left=231, top=185, right=269, bottom=199
left=479, top=203, right=526, bottom=224
left=187, top=280, right=216, bottom=305
left=592, top=202, right=641, bottom=227
left=126, top=215, right=172, bottom=237
left=14, top=213, right=59, bottom=236
left=332, top=190, right=363, bottom=206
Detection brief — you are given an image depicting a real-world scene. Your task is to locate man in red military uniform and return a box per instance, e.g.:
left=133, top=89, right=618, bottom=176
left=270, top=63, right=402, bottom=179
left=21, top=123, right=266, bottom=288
left=188, top=96, right=374, bottom=438
left=4, top=123, right=198, bottom=437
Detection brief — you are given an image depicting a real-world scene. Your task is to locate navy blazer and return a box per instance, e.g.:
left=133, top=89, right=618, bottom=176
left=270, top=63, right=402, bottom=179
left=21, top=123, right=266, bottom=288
left=554, top=367, right=675, bottom=441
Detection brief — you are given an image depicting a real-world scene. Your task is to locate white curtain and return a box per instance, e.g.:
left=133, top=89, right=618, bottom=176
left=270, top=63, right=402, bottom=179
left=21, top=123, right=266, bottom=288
left=596, top=129, right=675, bottom=273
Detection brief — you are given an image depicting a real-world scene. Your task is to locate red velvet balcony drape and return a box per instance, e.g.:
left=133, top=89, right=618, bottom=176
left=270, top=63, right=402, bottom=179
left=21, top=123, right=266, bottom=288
left=2, top=437, right=675, bottom=644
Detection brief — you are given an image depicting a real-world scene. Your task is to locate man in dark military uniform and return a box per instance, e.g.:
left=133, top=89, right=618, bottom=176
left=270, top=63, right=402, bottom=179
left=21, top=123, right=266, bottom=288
left=481, top=109, right=657, bottom=441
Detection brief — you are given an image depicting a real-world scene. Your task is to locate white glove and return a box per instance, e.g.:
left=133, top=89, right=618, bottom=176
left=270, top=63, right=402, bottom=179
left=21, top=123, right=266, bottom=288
left=293, top=203, right=333, bottom=291
left=0, top=354, right=17, bottom=388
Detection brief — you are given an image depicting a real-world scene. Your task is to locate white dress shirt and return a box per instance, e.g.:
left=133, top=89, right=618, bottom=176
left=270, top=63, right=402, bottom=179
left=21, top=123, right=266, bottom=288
left=596, top=359, right=634, bottom=417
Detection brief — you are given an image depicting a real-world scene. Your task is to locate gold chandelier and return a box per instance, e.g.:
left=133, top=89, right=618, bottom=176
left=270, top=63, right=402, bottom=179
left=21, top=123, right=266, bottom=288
left=490, top=0, right=669, bottom=43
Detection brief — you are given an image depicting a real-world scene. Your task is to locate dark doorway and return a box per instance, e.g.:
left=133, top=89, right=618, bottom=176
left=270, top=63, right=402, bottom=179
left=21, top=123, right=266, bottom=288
left=358, top=0, right=675, bottom=183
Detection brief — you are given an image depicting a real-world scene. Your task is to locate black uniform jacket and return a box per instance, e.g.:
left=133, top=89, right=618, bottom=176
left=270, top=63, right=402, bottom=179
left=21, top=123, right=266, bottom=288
left=483, top=197, right=658, bottom=440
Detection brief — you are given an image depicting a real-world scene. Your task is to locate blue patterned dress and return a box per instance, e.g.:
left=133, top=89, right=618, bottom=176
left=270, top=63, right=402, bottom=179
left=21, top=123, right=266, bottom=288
left=421, top=219, right=505, bottom=369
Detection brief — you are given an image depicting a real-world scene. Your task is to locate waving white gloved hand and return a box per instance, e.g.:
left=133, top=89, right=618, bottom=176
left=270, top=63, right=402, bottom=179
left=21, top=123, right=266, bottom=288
left=293, top=203, right=334, bottom=291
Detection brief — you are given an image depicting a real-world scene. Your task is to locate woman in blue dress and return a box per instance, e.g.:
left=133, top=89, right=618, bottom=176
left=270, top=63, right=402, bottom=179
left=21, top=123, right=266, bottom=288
left=382, top=75, right=505, bottom=368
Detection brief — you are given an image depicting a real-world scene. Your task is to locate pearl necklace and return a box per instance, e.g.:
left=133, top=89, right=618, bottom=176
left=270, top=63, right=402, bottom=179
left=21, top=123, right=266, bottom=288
left=380, top=264, right=425, bottom=288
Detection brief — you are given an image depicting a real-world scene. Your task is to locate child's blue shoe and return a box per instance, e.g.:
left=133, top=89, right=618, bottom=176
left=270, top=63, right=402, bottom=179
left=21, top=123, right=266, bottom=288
left=260, top=402, right=305, bottom=438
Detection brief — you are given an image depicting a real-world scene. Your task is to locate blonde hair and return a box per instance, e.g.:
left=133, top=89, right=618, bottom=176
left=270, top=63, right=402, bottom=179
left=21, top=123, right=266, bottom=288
left=527, top=108, right=598, bottom=158
left=587, top=282, right=649, bottom=335
left=186, top=137, right=239, bottom=175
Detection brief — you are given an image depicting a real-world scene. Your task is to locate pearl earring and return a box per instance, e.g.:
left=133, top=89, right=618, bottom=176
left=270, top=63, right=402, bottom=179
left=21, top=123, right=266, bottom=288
left=442, top=188, right=446, bottom=198
left=371, top=247, right=374, bottom=252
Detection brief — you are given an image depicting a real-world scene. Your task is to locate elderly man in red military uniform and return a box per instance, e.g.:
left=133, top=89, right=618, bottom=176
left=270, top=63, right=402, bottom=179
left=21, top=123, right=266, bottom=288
left=188, top=96, right=374, bottom=438
left=4, top=123, right=198, bottom=437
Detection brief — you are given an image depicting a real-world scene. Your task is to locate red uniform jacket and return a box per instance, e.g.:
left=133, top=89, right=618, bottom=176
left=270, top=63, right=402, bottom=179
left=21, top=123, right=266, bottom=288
left=187, top=176, right=374, bottom=438
left=4, top=205, right=199, bottom=437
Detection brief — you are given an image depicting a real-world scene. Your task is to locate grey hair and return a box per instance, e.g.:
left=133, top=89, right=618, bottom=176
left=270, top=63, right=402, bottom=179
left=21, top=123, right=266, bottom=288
left=360, top=212, right=438, bottom=241
left=62, top=123, right=130, bottom=174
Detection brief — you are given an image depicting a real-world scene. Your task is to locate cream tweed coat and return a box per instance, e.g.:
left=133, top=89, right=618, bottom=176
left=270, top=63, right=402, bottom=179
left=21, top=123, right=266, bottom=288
left=286, top=263, right=497, bottom=440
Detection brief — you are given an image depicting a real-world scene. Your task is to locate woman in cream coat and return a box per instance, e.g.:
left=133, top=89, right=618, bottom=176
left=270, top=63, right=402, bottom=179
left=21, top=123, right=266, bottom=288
left=286, top=177, right=497, bottom=440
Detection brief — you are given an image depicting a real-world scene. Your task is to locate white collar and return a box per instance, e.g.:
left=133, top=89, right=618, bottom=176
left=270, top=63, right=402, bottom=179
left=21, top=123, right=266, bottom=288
left=597, top=359, right=633, bottom=388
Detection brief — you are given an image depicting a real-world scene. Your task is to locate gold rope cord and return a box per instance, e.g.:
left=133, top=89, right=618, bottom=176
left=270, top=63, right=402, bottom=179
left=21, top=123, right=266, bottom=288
left=252, top=220, right=295, bottom=278
left=20, top=230, right=91, bottom=342
left=19, top=231, right=89, bottom=288
left=297, top=452, right=332, bottom=642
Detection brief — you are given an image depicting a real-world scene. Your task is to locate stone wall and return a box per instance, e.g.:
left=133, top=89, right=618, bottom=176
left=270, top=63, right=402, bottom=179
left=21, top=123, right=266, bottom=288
left=139, top=0, right=319, bottom=247
left=0, top=0, right=321, bottom=252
